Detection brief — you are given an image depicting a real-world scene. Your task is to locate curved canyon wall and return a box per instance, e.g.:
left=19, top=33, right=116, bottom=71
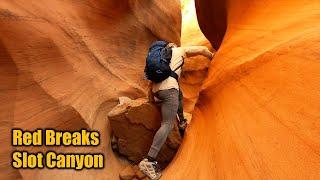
left=0, top=0, right=181, bottom=179
left=164, top=0, right=320, bottom=179
left=180, top=0, right=214, bottom=112
left=1, top=0, right=320, bottom=179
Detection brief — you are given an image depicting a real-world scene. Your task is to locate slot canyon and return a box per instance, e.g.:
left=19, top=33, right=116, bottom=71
left=1, top=0, right=320, bottom=179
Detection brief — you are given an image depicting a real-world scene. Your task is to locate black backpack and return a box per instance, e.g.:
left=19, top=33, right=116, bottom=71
left=144, top=41, right=183, bottom=83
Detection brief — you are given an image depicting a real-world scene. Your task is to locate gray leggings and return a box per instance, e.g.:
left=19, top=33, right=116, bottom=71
left=148, top=88, right=183, bottom=159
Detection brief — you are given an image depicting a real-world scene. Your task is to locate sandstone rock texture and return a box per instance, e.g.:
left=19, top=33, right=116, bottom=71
left=107, top=98, right=182, bottom=167
left=1, top=0, right=320, bottom=179
left=0, top=0, right=181, bottom=179
left=179, top=0, right=215, bottom=112
left=119, top=165, right=135, bottom=180
left=164, top=0, right=320, bottom=179
left=119, top=165, right=146, bottom=180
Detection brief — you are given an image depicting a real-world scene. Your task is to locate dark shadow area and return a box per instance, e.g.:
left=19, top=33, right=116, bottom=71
left=195, top=0, right=227, bottom=49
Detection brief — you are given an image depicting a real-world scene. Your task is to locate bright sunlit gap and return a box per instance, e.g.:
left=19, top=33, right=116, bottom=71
left=180, top=0, right=210, bottom=46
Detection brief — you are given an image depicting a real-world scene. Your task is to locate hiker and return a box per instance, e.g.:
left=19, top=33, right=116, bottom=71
left=139, top=41, right=214, bottom=179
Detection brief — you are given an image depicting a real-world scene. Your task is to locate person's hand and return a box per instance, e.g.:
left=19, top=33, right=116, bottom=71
left=209, top=52, right=215, bottom=60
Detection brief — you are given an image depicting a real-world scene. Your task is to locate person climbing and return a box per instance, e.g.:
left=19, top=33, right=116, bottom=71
left=139, top=40, right=214, bottom=180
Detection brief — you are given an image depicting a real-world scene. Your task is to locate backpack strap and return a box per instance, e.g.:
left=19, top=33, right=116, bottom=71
left=172, top=58, right=184, bottom=72
left=170, top=71, right=179, bottom=80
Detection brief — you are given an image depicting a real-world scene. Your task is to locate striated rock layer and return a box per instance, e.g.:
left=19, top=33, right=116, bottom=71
left=164, top=0, right=320, bottom=179
left=0, top=0, right=181, bottom=179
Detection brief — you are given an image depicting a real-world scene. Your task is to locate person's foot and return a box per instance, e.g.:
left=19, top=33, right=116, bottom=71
left=138, top=158, right=161, bottom=180
left=178, top=119, right=187, bottom=137
left=179, top=118, right=187, bottom=130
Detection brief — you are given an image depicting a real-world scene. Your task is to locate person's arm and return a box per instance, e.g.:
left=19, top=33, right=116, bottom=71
left=182, top=46, right=215, bottom=60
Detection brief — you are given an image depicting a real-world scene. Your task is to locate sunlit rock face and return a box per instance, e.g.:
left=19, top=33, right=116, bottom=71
left=164, top=0, right=320, bottom=179
left=2, top=0, right=320, bottom=179
left=0, top=0, right=181, bottom=179
left=179, top=0, right=214, bottom=112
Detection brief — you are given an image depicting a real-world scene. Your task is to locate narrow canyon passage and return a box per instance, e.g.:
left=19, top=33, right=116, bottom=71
left=1, top=0, right=320, bottom=179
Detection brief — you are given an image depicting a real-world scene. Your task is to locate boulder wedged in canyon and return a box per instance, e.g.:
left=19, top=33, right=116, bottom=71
left=163, top=0, right=320, bottom=179
left=107, top=97, right=182, bottom=167
left=0, top=0, right=181, bottom=179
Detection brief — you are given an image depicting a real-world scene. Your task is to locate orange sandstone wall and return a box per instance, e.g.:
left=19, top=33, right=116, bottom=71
left=2, top=0, right=320, bottom=179
left=164, top=0, right=320, bottom=179
left=180, top=0, right=214, bottom=112
left=0, top=0, right=181, bottom=179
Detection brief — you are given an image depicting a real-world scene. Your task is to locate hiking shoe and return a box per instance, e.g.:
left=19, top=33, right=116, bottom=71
left=179, top=119, right=187, bottom=131
left=138, top=158, right=161, bottom=180
left=178, top=119, right=187, bottom=137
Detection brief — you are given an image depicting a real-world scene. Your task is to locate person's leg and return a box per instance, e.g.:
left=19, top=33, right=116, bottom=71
left=177, top=89, right=184, bottom=121
left=139, top=89, right=179, bottom=179
left=177, top=90, right=187, bottom=135
left=147, top=89, right=179, bottom=159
